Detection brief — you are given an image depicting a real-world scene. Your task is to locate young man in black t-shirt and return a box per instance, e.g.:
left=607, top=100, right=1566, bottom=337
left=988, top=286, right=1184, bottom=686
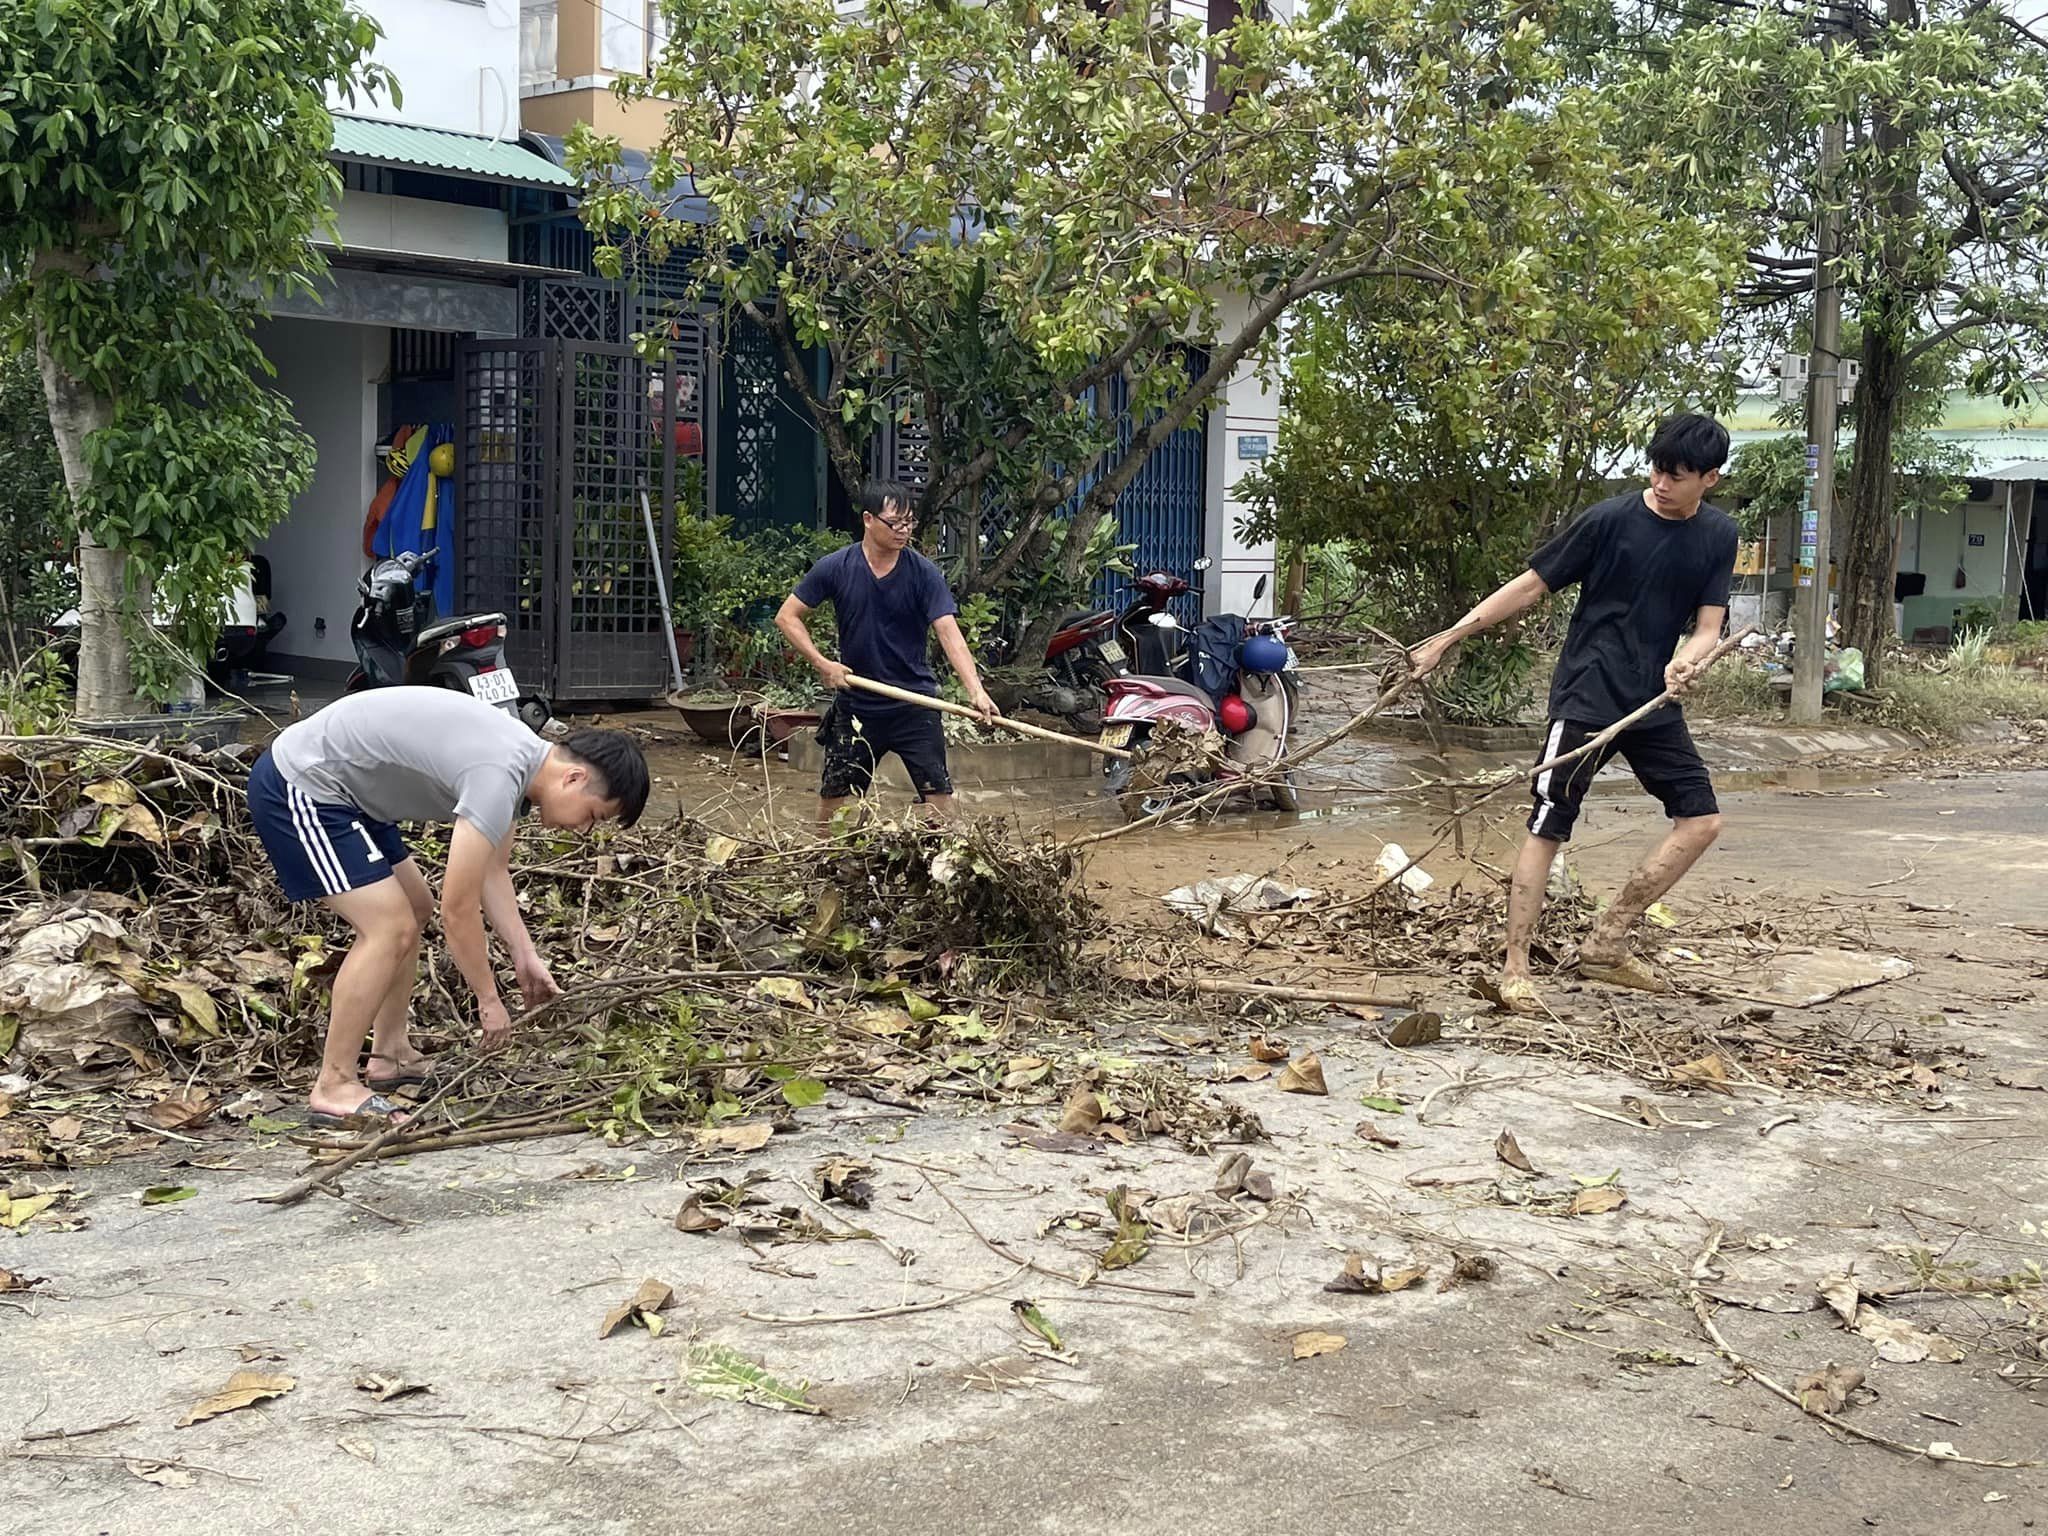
left=775, top=480, right=999, bottom=825
left=1410, top=414, right=1739, bottom=1015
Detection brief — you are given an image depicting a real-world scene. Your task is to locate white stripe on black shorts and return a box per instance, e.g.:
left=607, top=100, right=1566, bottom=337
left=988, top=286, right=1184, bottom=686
left=1527, top=712, right=1718, bottom=843
left=247, top=750, right=410, bottom=901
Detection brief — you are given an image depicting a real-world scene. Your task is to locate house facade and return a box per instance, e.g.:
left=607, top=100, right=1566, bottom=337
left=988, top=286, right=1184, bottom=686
left=1725, top=390, right=2048, bottom=641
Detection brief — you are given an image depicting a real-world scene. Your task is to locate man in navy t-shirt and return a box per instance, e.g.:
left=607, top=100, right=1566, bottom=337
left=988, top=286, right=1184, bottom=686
left=1409, top=414, right=1739, bottom=1015
left=776, top=480, right=999, bottom=824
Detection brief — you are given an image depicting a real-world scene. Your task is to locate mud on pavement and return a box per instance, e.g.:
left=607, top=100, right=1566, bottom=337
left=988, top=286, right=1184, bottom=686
left=4, top=767, right=2048, bottom=1535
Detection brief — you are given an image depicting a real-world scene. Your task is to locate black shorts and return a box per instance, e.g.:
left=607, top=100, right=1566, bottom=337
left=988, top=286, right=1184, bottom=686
left=819, top=698, right=953, bottom=800
left=1527, top=712, right=1718, bottom=842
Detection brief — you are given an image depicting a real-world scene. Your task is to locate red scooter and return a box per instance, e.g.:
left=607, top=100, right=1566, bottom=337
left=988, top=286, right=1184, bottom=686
left=1097, top=580, right=1300, bottom=821
left=1021, top=558, right=1214, bottom=728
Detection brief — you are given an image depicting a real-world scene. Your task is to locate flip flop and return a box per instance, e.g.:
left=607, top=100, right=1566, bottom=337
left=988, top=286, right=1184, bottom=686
left=306, top=1092, right=412, bottom=1131
left=1495, top=976, right=1549, bottom=1017
left=1577, top=954, right=1673, bottom=995
left=365, top=1061, right=446, bottom=1095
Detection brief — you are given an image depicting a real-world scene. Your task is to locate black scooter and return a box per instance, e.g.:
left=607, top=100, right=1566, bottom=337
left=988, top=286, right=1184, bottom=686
left=345, top=550, right=549, bottom=729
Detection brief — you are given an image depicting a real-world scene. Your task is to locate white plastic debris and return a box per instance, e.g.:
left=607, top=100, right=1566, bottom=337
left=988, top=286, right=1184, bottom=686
left=1163, top=873, right=1320, bottom=939
left=1375, top=843, right=1434, bottom=898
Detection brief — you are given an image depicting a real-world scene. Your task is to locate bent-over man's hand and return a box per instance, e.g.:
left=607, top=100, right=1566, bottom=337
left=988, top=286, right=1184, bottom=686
left=479, top=996, right=513, bottom=1051
left=1408, top=634, right=1456, bottom=680
left=515, top=952, right=562, bottom=1012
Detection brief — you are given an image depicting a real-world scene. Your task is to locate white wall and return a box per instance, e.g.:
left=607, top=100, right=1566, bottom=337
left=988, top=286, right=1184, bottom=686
left=253, top=318, right=384, bottom=669
left=333, top=190, right=508, bottom=261
left=337, top=0, right=522, bottom=138
left=1205, top=293, right=1282, bottom=619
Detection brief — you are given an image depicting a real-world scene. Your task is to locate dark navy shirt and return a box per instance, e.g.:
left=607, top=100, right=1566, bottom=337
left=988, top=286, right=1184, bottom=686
left=793, top=542, right=958, bottom=699
left=1532, top=491, right=1738, bottom=727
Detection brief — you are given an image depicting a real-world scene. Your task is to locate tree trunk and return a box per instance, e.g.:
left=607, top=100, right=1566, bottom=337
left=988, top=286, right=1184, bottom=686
left=1840, top=320, right=1906, bottom=683
left=32, top=313, right=136, bottom=719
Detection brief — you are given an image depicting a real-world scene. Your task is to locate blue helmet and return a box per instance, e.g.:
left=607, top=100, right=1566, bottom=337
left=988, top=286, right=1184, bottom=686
left=1239, top=633, right=1289, bottom=675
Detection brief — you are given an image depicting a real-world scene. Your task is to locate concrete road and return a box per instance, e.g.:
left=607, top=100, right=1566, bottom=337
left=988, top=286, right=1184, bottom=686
left=5, top=770, right=2047, bottom=1535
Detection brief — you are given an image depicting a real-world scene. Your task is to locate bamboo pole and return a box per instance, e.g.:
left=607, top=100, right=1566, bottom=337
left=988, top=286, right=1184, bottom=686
left=843, top=674, right=1134, bottom=760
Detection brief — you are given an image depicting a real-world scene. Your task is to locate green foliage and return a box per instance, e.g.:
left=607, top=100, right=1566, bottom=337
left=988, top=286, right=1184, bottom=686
left=1874, top=666, right=2048, bottom=740
left=577, top=0, right=1737, bottom=646
left=0, top=0, right=392, bottom=706
left=0, top=649, right=70, bottom=734
left=0, top=348, right=70, bottom=638
left=1683, top=657, right=1778, bottom=721
left=1431, top=634, right=1543, bottom=727
left=1236, top=58, right=1745, bottom=629
left=1725, top=432, right=1970, bottom=542
left=671, top=515, right=842, bottom=681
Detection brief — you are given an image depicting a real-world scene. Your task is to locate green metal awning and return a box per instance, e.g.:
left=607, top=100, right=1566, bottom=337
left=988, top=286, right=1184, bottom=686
left=329, top=115, right=579, bottom=190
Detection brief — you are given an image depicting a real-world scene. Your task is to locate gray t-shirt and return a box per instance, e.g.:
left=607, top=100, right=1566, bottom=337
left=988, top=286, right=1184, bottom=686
left=270, top=687, right=550, bottom=847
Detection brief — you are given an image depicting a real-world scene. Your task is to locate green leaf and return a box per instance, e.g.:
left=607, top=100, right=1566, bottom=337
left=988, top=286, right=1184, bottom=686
left=142, top=1185, right=198, bottom=1205
left=683, top=1341, right=824, bottom=1414
left=779, top=1078, right=827, bottom=1108
left=1360, top=1095, right=1405, bottom=1114
left=246, top=1115, right=297, bottom=1135
left=1011, top=1299, right=1064, bottom=1351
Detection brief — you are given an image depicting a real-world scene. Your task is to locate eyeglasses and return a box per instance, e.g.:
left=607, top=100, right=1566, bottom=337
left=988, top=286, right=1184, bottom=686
left=873, top=512, right=917, bottom=532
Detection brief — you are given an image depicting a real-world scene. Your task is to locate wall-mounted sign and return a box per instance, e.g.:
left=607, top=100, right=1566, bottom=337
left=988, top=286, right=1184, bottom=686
left=1237, top=434, right=1269, bottom=461
left=1968, top=532, right=1986, bottom=547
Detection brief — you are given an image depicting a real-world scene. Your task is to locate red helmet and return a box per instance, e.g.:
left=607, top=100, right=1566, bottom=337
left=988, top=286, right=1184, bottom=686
left=1217, top=694, right=1254, bottom=733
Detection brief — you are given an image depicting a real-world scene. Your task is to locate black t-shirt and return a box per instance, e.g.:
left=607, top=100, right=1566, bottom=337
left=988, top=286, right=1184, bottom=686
left=1531, top=490, right=1738, bottom=727
left=793, top=542, right=958, bottom=705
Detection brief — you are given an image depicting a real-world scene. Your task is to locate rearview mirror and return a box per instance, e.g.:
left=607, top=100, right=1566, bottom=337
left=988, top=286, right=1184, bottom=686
left=1252, top=574, right=1268, bottom=601
left=1148, top=612, right=1180, bottom=628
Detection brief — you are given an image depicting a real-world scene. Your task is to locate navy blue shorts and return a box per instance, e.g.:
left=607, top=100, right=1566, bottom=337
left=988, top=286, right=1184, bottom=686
left=818, top=698, right=953, bottom=800
left=248, top=751, right=410, bottom=902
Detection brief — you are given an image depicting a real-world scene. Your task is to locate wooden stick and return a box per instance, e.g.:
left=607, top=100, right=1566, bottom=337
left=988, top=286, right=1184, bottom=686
left=843, top=674, right=1133, bottom=760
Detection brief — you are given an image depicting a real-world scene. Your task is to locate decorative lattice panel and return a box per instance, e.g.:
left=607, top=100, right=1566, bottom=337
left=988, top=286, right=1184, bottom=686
left=456, top=341, right=554, bottom=687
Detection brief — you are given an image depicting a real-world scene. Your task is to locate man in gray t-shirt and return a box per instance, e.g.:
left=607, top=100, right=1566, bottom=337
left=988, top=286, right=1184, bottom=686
left=248, top=688, right=649, bottom=1127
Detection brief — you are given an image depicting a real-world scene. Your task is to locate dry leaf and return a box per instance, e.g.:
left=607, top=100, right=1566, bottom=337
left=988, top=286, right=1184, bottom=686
left=1324, top=1253, right=1428, bottom=1295
left=1214, top=1062, right=1273, bottom=1083
left=126, top=1459, right=194, bottom=1489
left=1994, top=1069, right=2045, bottom=1092
left=146, top=1093, right=215, bottom=1131
left=1793, top=1362, right=1864, bottom=1415
left=1439, top=1253, right=1497, bottom=1292
left=704, top=834, right=741, bottom=866
left=599, top=1278, right=676, bottom=1340
left=815, top=1158, right=873, bottom=1208
left=1248, top=1034, right=1291, bottom=1063
left=337, top=1437, right=376, bottom=1465
left=1057, top=1083, right=1104, bottom=1135
left=119, top=804, right=165, bottom=845
left=1276, top=1051, right=1328, bottom=1096
left=674, top=1194, right=728, bottom=1234
left=84, top=779, right=138, bottom=807
left=1214, top=1151, right=1274, bottom=1201
left=1668, top=1054, right=1732, bottom=1093
left=694, top=1123, right=773, bottom=1155
left=236, top=1343, right=284, bottom=1363
left=1385, top=1011, right=1443, bottom=1048
left=1292, top=1330, right=1347, bottom=1360
left=353, top=1372, right=430, bottom=1403
left=1569, top=1185, right=1627, bottom=1216
left=1354, top=1120, right=1402, bottom=1149
left=1494, top=1129, right=1537, bottom=1174
left=754, top=977, right=814, bottom=1012
left=47, top=1115, right=82, bottom=1142
left=1854, top=1310, right=1964, bottom=1364
left=1819, top=1275, right=1860, bottom=1328
left=0, top=1266, right=38, bottom=1294
left=177, top=1370, right=295, bottom=1427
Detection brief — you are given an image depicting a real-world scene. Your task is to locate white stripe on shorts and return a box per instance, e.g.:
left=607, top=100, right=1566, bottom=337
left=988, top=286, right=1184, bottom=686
left=288, top=784, right=346, bottom=896
left=1530, top=719, right=1568, bottom=839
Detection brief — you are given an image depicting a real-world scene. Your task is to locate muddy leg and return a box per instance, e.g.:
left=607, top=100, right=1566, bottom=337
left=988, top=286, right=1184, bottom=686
left=1505, top=833, right=1562, bottom=982
left=1581, top=814, right=1722, bottom=963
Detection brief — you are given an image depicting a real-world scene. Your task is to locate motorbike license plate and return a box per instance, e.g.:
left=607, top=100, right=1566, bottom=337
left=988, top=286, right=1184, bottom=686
left=1100, top=723, right=1134, bottom=750
left=1098, top=639, right=1126, bottom=665
left=468, top=668, right=521, bottom=707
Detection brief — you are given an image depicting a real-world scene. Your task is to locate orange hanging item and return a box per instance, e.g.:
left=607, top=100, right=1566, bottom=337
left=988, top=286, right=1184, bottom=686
left=362, top=425, right=416, bottom=558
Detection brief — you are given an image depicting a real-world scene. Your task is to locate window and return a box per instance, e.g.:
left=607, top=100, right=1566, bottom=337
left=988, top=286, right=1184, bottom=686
left=647, top=1, right=671, bottom=73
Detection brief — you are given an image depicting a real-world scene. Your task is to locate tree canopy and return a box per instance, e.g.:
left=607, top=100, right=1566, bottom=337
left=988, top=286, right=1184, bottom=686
left=0, top=0, right=389, bottom=712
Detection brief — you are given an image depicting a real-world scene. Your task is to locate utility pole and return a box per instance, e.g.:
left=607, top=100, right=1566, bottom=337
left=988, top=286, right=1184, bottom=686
left=1793, top=35, right=1846, bottom=724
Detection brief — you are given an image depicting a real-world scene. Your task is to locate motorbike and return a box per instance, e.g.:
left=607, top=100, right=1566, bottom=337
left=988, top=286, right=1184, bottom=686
left=1097, top=574, right=1302, bottom=821
left=1005, top=558, right=1217, bottom=731
left=345, top=549, right=551, bottom=729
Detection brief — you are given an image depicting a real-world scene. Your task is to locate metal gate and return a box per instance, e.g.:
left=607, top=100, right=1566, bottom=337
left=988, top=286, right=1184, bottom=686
left=456, top=331, right=706, bottom=704
left=1087, top=362, right=1210, bottom=624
